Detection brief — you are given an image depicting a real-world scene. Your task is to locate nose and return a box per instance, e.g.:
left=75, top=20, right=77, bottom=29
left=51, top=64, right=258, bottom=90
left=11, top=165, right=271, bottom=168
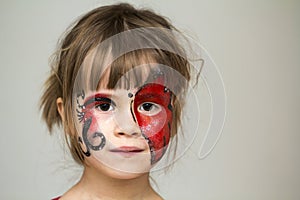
left=113, top=108, right=141, bottom=138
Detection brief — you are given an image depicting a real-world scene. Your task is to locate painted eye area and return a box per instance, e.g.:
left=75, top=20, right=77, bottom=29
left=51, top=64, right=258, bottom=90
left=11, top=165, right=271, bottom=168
left=83, top=95, right=116, bottom=113
left=138, top=102, right=162, bottom=116
left=95, top=102, right=114, bottom=112
left=133, top=83, right=173, bottom=164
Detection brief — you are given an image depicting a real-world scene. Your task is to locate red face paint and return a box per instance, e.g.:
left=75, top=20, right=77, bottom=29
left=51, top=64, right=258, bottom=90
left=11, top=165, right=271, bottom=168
left=77, top=86, right=173, bottom=165
left=133, top=83, right=173, bottom=164
left=78, top=94, right=110, bottom=155
left=82, top=94, right=113, bottom=131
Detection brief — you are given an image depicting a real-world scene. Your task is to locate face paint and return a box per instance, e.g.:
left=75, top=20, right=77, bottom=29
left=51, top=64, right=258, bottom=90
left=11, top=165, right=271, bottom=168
left=76, top=81, right=173, bottom=166
left=128, top=92, right=133, bottom=98
left=76, top=91, right=108, bottom=156
left=133, top=83, right=173, bottom=164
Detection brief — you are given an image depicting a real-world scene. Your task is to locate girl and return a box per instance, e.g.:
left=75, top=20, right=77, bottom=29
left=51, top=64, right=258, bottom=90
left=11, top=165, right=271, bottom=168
left=40, top=3, right=197, bottom=199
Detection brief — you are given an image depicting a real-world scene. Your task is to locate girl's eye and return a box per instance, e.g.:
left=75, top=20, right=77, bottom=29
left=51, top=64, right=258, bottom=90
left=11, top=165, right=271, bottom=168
left=138, top=102, right=162, bottom=116
left=95, top=103, right=114, bottom=112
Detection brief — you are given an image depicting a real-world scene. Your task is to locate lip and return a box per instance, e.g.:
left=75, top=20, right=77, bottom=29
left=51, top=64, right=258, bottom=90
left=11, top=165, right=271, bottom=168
left=110, top=146, right=145, bottom=156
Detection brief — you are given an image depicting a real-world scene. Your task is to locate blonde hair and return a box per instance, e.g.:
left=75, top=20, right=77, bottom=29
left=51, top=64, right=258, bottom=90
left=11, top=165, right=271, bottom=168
left=40, top=3, right=191, bottom=165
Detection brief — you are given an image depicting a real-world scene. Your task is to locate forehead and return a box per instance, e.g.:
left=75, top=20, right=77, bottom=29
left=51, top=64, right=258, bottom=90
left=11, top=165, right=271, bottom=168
left=79, top=47, right=164, bottom=91
left=85, top=88, right=137, bottom=99
left=73, top=45, right=188, bottom=103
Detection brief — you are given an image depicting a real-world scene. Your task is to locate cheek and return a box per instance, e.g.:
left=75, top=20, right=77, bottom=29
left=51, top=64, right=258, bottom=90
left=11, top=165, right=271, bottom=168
left=139, top=112, right=167, bottom=137
left=133, top=84, right=173, bottom=164
left=84, top=110, right=98, bottom=132
left=81, top=110, right=109, bottom=151
left=84, top=110, right=113, bottom=135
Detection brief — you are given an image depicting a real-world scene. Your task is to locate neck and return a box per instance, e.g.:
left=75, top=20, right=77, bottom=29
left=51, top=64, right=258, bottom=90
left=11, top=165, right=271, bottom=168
left=72, top=164, right=160, bottom=200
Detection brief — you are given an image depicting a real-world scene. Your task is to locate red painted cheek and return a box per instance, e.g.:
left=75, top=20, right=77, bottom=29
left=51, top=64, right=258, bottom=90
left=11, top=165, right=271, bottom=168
left=133, top=83, right=173, bottom=164
left=81, top=93, right=112, bottom=133
left=139, top=112, right=167, bottom=137
left=82, top=109, right=98, bottom=135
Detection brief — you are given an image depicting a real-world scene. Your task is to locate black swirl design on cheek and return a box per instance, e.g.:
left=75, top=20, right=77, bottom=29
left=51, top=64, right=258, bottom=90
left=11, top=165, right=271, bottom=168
left=78, top=117, right=106, bottom=157
left=83, top=118, right=106, bottom=151
left=76, top=90, right=106, bottom=157
left=78, top=136, right=91, bottom=157
left=78, top=117, right=92, bottom=157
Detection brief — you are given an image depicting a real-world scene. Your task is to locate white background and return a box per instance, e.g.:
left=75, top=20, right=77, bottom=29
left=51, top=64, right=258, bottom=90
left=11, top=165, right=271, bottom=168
left=0, top=0, right=299, bottom=199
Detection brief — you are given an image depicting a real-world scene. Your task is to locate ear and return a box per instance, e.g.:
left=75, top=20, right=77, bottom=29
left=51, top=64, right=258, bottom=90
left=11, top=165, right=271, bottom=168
left=56, top=97, right=65, bottom=122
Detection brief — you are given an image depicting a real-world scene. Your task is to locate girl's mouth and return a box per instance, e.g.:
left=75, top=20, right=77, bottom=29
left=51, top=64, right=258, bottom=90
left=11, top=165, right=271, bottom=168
left=110, top=146, right=145, bottom=157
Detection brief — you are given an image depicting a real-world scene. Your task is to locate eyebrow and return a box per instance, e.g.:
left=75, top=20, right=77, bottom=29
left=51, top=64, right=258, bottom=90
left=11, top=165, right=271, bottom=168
left=84, top=93, right=116, bottom=107
left=135, top=93, right=166, bottom=102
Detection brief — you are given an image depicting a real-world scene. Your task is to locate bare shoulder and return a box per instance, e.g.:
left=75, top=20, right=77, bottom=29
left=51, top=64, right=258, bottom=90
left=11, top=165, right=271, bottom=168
left=59, top=184, right=84, bottom=200
left=146, top=190, right=164, bottom=200
left=59, top=192, right=80, bottom=200
left=58, top=191, right=77, bottom=200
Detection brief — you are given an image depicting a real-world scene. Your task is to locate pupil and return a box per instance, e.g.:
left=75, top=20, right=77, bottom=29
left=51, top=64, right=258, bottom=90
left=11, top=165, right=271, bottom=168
left=100, top=103, right=110, bottom=111
left=143, top=103, right=153, bottom=111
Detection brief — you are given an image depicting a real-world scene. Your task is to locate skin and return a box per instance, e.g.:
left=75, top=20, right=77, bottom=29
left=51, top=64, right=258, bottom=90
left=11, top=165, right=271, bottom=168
left=76, top=83, right=173, bottom=165
left=57, top=166, right=161, bottom=200
left=56, top=86, right=168, bottom=200
left=55, top=52, right=172, bottom=199
left=133, top=83, right=173, bottom=164
left=75, top=88, right=152, bottom=174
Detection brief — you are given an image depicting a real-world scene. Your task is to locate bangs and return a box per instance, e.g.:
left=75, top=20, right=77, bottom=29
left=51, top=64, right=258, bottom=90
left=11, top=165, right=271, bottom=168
left=76, top=48, right=189, bottom=97
left=73, top=28, right=191, bottom=98
left=106, top=49, right=169, bottom=90
left=101, top=49, right=190, bottom=99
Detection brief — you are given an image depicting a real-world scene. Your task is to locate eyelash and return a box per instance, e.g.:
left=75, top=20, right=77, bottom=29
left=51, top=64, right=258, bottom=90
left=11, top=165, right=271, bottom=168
left=95, top=102, right=114, bottom=112
left=90, top=98, right=162, bottom=116
left=138, top=102, right=161, bottom=116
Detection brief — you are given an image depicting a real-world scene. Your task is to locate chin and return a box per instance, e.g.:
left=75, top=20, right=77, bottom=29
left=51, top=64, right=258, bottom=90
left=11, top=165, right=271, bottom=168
left=85, top=155, right=151, bottom=180
left=108, top=168, right=149, bottom=180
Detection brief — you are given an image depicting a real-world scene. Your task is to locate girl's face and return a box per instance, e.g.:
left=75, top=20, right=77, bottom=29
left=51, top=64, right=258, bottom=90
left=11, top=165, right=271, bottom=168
left=75, top=76, right=173, bottom=178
